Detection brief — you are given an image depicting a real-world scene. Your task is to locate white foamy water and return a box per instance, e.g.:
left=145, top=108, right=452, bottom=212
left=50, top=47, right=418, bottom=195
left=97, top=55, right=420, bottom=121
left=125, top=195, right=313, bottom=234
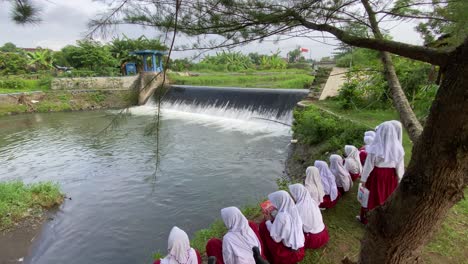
left=128, top=100, right=293, bottom=137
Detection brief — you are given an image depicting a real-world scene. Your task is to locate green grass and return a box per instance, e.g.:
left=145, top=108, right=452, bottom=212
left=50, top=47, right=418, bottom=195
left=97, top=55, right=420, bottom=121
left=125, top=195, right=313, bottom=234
left=0, top=76, right=52, bottom=94
left=0, top=181, right=64, bottom=230
left=169, top=70, right=314, bottom=89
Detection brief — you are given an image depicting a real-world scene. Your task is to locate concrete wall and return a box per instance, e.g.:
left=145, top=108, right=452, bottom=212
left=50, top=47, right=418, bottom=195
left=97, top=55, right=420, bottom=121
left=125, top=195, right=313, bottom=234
left=51, top=76, right=139, bottom=90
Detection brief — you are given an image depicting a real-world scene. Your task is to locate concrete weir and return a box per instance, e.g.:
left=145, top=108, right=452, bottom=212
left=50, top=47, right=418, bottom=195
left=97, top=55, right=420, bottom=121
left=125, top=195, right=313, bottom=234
left=51, top=73, right=165, bottom=106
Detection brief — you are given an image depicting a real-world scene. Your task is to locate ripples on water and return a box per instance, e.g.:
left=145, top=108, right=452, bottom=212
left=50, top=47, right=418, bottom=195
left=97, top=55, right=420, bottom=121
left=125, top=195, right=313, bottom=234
left=0, top=106, right=292, bottom=264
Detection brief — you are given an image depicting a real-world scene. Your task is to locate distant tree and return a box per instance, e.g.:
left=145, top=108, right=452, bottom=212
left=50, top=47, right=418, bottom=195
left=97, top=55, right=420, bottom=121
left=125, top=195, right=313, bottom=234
left=287, top=47, right=302, bottom=63
left=0, top=42, right=20, bottom=52
left=0, top=52, right=28, bottom=75
left=61, top=40, right=118, bottom=75
left=248, top=52, right=262, bottom=65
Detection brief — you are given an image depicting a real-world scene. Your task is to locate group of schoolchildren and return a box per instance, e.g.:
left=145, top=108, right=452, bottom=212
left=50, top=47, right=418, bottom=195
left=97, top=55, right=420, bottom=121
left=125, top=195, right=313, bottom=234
left=154, top=120, right=405, bottom=264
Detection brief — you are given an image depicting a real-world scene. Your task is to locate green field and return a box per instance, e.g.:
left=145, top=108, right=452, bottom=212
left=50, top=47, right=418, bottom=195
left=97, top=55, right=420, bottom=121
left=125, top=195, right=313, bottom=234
left=169, top=69, right=314, bottom=89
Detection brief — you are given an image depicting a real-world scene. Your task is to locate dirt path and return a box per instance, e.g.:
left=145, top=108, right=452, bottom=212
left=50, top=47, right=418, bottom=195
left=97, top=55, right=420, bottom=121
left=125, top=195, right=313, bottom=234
left=319, top=67, right=348, bottom=100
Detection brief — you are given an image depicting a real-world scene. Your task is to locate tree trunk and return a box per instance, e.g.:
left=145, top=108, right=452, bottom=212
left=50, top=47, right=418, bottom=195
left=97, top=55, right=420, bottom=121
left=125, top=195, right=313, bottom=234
left=360, top=0, right=423, bottom=142
left=358, top=38, right=468, bottom=264
left=379, top=52, right=423, bottom=142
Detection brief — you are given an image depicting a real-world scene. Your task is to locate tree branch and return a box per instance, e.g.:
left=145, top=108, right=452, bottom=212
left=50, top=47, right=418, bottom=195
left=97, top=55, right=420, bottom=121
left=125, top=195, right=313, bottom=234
left=293, top=15, right=450, bottom=66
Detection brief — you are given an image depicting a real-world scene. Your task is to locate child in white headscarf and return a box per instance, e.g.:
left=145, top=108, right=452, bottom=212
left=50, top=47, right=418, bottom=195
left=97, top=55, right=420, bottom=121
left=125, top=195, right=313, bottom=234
left=344, top=145, right=363, bottom=180
left=359, top=131, right=376, bottom=165
left=154, top=226, right=201, bottom=264
left=289, top=184, right=329, bottom=249
left=329, top=154, right=353, bottom=194
left=206, top=207, right=264, bottom=264
left=304, top=166, right=325, bottom=204
left=358, top=121, right=404, bottom=224
left=314, top=160, right=340, bottom=209
left=259, top=190, right=305, bottom=264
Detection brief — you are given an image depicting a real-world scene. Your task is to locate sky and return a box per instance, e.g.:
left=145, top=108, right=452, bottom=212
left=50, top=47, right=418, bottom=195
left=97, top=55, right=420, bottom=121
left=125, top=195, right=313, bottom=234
left=0, top=0, right=424, bottom=60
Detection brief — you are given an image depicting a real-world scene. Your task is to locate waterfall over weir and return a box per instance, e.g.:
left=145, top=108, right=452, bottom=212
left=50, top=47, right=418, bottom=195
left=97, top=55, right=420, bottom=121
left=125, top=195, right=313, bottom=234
left=130, top=85, right=309, bottom=129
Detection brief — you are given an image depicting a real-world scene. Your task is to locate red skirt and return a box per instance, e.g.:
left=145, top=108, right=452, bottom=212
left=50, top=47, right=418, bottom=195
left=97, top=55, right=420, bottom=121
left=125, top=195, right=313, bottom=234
left=205, top=221, right=266, bottom=264
left=359, top=150, right=367, bottom=166
left=350, top=172, right=360, bottom=181
left=337, top=187, right=345, bottom=196
left=359, top=167, right=398, bottom=224
left=153, top=249, right=202, bottom=264
left=365, top=167, right=398, bottom=210
left=304, top=227, right=329, bottom=249
left=259, top=221, right=305, bottom=264
left=319, top=194, right=339, bottom=209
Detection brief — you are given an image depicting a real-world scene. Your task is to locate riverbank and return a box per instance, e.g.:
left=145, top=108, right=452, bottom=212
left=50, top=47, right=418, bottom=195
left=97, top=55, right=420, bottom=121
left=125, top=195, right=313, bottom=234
left=0, top=181, right=64, bottom=263
left=0, top=90, right=137, bottom=117
left=187, top=101, right=467, bottom=263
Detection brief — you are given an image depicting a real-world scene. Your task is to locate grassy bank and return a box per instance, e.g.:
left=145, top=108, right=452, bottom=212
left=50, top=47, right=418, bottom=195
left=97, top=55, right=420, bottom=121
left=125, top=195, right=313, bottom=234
left=0, top=90, right=137, bottom=117
left=189, top=101, right=467, bottom=263
left=169, top=69, right=314, bottom=89
left=0, top=77, right=52, bottom=94
left=0, top=181, right=63, bottom=230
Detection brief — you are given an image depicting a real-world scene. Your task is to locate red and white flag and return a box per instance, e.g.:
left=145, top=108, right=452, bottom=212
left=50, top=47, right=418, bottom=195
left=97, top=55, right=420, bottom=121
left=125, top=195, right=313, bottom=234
left=300, top=47, right=309, bottom=52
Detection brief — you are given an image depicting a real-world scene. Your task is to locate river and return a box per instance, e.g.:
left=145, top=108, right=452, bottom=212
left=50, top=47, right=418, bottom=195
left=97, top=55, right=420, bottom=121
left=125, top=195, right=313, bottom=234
left=0, top=87, right=306, bottom=264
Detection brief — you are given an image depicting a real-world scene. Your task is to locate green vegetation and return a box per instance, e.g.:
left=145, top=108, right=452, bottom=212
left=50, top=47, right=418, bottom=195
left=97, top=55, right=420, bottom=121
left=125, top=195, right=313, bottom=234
left=0, top=181, right=63, bottom=230
left=0, top=76, right=51, bottom=93
left=169, top=69, right=314, bottom=89
left=334, top=48, right=436, bottom=122
left=0, top=91, right=131, bottom=117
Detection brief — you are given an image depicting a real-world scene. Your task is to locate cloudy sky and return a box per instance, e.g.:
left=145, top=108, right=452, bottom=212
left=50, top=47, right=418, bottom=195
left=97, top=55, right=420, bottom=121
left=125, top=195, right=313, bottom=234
left=0, top=0, right=424, bottom=60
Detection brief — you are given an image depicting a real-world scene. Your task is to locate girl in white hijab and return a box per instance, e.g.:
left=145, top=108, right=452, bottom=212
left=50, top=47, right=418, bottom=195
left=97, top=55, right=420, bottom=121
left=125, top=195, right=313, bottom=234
left=289, top=184, right=329, bottom=249
left=221, top=207, right=263, bottom=264
left=304, top=166, right=325, bottom=204
left=155, top=226, right=200, bottom=264
left=206, top=207, right=264, bottom=264
left=314, top=160, right=339, bottom=208
left=259, top=190, right=305, bottom=264
left=329, top=154, right=353, bottom=194
left=358, top=121, right=405, bottom=224
left=344, top=145, right=363, bottom=180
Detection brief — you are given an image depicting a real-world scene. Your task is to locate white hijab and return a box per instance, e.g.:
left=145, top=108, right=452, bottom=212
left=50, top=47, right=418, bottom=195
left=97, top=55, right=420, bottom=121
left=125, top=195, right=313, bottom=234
left=314, top=160, right=339, bottom=201
left=221, top=207, right=261, bottom=264
left=161, top=227, right=198, bottom=264
left=363, top=135, right=374, bottom=151
left=329, top=154, right=353, bottom=191
left=268, top=191, right=305, bottom=250
left=364, top=131, right=376, bottom=138
left=344, top=145, right=362, bottom=174
left=367, top=121, right=404, bottom=164
left=289, top=184, right=325, bottom=234
left=304, top=166, right=325, bottom=204
left=389, top=120, right=403, bottom=143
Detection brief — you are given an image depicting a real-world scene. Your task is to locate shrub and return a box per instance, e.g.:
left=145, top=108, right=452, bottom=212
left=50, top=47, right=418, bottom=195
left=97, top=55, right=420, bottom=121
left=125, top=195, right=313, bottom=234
left=0, top=78, right=28, bottom=89
left=293, top=105, right=368, bottom=157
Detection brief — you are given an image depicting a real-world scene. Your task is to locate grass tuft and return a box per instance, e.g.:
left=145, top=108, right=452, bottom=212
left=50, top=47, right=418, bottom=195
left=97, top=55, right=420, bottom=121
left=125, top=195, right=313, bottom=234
left=0, top=181, right=63, bottom=230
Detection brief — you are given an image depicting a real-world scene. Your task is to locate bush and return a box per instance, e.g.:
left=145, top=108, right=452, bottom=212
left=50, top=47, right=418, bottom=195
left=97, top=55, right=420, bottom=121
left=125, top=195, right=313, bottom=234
left=293, top=105, right=368, bottom=157
left=0, top=78, right=28, bottom=89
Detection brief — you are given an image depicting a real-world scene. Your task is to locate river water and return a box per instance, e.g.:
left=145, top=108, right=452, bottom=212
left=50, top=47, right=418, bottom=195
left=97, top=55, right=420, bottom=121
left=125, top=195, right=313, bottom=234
left=0, top=91, right=298, bottom=263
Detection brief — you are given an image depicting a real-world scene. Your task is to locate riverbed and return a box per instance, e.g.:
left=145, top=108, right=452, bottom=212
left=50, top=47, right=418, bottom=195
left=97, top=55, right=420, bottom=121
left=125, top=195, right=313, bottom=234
left=0, top=105, right=292, bottom=263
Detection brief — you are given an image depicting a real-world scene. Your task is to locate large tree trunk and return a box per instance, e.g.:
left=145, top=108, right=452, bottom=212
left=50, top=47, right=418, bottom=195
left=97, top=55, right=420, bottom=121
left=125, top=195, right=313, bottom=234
left=379, top=52, right=424, bottom=142
left=358, top=38, right=468, bottom=264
